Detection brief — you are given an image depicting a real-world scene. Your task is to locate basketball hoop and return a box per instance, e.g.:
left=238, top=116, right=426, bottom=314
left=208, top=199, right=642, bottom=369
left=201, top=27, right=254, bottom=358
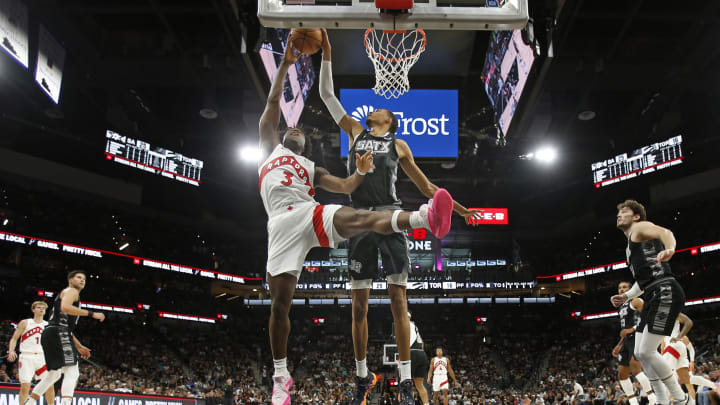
left=364, top=28, right=427, bottom=99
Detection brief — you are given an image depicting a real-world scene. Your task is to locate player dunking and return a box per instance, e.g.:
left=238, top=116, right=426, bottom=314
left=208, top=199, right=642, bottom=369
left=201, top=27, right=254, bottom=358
left=22, top=271, right=104, bottom=405
left=611, top=200, right=691, bottom=405
left=259, top=38, right=454, bottom=405
left=7, top=301, right=55, bottom=405
left=427, top=348, right=458, bottom=405
left=612, top=282, right=656, bottom=405
left=318, top=30, right=478, bottom=405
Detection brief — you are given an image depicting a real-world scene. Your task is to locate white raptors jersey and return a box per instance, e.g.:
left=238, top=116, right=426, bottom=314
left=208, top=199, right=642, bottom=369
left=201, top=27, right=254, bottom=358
left=258, top=144, right=317, bottom=217
left=19, top=319, right=48, bottom=353
left=433, top=356, right=448, bottom=376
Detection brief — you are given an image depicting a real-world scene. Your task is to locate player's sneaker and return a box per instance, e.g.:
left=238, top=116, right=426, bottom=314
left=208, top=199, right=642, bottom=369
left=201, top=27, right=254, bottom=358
left=673, top=394, right=694, bottom=405
left=421, top=188, right=453, bottom=239
left=271, top=375, right=293, bottom=405
left=397, top=379, right=414, bottom=405
left=351, top=372, right=381, bottom=405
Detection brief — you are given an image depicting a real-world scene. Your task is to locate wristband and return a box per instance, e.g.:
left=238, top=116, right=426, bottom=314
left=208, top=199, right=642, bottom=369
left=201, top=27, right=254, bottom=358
left=356, top=168, right=367, bottom=176
left=87, top=311, right=94, bottom=318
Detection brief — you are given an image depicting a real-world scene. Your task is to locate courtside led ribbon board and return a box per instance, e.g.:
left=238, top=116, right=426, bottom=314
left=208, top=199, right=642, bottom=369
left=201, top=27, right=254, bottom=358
left=34, top=25, right=65, bottom=104
left=0, top=385, right=198, bottom=405
left=467, top=208, right=508, bottom=225
left=339, top=89, right=458, bottom=158
left=0, top=0, right=28, bottom=68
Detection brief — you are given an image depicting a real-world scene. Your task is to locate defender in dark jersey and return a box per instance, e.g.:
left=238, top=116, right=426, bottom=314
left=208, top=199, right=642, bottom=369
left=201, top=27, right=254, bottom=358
left=611, top=200, right=690, bottom=405
left=612, top=281, right=656, bottom=405
left=23, top=271, right=104, bottom=405
left=318, top=30, right=478, bottom=405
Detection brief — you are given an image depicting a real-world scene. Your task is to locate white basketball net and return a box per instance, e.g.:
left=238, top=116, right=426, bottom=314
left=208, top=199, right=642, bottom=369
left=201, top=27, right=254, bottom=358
left=364, top=29, right=427, bottom=99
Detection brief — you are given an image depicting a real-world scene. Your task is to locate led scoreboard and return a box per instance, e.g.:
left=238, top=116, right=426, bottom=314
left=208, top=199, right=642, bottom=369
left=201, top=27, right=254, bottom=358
left=105, top=130, right=204, bottom=186
left=592, top=135, right=683, bottom=188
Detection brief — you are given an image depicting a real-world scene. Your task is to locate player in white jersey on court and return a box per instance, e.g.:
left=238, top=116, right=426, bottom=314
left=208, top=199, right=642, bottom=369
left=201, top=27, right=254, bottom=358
left=660, top=314, right=717, bottom=401
left=259, top=38, right=455, bottom=405
left=427, top=348, right=457, bottom=405
left=7, top=301, right=55, bottom=405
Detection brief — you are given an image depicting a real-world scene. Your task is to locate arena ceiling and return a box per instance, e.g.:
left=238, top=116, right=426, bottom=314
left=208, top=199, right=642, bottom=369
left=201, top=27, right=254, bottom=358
left=0, top=0, right=719, bottom=248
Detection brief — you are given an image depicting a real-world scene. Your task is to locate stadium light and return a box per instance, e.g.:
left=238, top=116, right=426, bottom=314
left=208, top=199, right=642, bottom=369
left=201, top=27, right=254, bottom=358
left=119, top=242, right=130, bottom=251
left=535, top=147, right=557, bottom=163
left=240, top=146, right=261, bottom=162
left=2, top=219, right=7, bottom=226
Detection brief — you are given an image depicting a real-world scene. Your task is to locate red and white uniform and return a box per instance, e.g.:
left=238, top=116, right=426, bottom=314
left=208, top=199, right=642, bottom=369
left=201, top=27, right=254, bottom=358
left=662, top=320, right=689, bottom=371
left=431, top=356, right=449, bottom=392
left=18, top=318, right=49, bottom=383
left=259, top=144, right=344, bottom=279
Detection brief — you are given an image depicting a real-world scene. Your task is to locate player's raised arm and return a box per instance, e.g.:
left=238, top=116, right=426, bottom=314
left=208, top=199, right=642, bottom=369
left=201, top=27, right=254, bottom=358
left=396, top=139, right=480, bottom=222
left=319, top=29, right=365, bottom=144
left=259, top=40, right=300, bottom=157
left=631, top=221, right=677, bottom=263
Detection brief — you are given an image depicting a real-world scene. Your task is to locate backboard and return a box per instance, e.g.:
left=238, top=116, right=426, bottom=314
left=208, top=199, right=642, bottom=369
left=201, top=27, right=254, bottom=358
left=258, top=0, right=529, bottom=31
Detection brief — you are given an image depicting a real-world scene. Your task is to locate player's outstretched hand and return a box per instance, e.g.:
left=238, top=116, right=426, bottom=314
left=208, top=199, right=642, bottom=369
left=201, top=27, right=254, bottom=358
left=610, top=294, right=627, bottom=308
left=355, top=150, right=375, bottom=175
left=92, top=312, right=105, bottom=322
left=655, top=248, right=675, bottom=263
left=320, top=29, right=331, bottom=55
left=78, top=346, right=91, bottom=360
left=463, top=209, right=482, bottom=225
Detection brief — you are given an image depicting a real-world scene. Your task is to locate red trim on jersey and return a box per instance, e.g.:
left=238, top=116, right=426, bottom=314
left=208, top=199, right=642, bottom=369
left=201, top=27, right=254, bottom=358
left=663, top=345, right=681, bottom=359
left=21, top=326, right=43, bottom=342
left=312, top=205, right=330, bottom=247
left=440, top=380, right=449, bottom=387
left=258, top=155, right=315, bottom=197
left=35, top=365, right=47, bottom=376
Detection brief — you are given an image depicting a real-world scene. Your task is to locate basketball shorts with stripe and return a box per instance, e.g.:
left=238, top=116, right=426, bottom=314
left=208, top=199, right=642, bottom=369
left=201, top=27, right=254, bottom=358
left=266, top=202, right=344, bottom=279
left=637, top=278, right=685, bottom=336
left=18, top=352, right=48, bottom=383
left=618, top=333, right=635, bottom=367
left=432, top=375, right=449, bottom=392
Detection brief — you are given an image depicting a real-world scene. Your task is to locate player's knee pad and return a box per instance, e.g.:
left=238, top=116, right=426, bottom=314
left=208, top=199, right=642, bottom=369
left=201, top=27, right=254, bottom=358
left=60, top=364, right=79, bottom=397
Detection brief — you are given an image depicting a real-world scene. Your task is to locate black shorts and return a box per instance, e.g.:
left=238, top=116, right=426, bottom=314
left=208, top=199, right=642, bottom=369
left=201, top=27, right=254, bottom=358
left=411, top=349, right=429, bottom=379
left=618, top=334, right=636, bottom=367
left=348, top=231, right=410, bottom=281
left=637, top=278, right=685, bottom=336
left=41, top=326, right=78, bottom=370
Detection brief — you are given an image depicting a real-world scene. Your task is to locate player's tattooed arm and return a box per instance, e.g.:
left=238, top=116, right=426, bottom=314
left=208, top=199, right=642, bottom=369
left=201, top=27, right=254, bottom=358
left=259, top=39, right=300, bottom=156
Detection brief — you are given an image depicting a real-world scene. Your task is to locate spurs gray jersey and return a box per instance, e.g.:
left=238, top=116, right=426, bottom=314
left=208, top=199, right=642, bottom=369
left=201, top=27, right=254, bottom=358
left=347, top=130, right=401, bottom=208
left=619, top=300, right=638, bottom=330
left=626, top=233, right=675, bottom=289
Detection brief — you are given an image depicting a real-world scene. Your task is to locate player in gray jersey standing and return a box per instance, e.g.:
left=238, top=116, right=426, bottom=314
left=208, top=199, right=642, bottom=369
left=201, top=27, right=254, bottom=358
left=611, top=200, right=690, bottom=405
left=318, top=30, right=479, bottom=405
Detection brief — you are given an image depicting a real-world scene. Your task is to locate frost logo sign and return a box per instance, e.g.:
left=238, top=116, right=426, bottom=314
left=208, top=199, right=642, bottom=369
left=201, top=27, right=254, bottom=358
left=340, top=89, right=458, bottom=158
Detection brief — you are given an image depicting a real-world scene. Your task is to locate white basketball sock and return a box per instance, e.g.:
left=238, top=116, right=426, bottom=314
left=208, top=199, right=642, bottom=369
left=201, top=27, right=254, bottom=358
left=399, top=360, right=411, bottom=382
left=356, top=358, right=368, bottom=378
left=273, top=358, right=289, bottom=378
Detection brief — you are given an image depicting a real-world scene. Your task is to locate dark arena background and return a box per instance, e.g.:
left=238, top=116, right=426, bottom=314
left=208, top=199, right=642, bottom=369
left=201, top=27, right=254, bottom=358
left=1, top=1, right=719, bottom=405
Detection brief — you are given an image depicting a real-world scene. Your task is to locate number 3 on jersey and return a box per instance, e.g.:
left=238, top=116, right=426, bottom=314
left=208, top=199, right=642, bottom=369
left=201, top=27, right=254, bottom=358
left=281, top=171, right=293, bottom=186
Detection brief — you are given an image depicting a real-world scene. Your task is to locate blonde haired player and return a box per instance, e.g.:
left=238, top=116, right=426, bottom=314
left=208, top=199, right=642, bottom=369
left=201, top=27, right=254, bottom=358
left=7, top=301, right=55, bottom=405
left=427, top=348, right=458, bottom=405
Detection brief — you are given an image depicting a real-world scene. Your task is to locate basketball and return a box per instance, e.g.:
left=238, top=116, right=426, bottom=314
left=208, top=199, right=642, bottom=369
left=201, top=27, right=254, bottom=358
left=289, top=28, right=323, bottom=55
